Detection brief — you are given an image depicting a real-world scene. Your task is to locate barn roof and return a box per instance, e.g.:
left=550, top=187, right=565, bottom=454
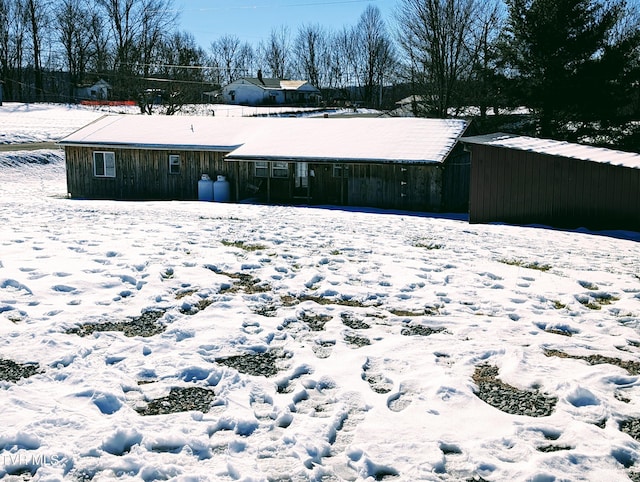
left=59, top=115, right=468, bottom=164
left=461, top=132, right=640, bottom=170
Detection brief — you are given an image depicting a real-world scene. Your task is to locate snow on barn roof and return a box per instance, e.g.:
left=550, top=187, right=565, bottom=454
left=59, top=115, right=468, bottom=164
left=461, top=132, right=640, bottom=170
left=59, top=115, right=249, bottom=151
left=226, top=117, right=467, bottom=164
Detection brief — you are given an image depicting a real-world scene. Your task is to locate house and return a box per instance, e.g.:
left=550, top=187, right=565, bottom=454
left=221, top=71, right=321, bottom=106
left=58, top=115, right=469, bottom=212
left=461, top=133, right=640, bottom=231
left=75, top=79, right=111, bottom=101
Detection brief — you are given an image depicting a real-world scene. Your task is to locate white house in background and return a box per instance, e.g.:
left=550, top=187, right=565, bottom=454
left=221, top=71, right=321, bottom=106
left=75, top=79, right=111, bottom=101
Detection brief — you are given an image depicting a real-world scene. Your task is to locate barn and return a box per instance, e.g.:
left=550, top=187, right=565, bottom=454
left=461, top=133, right=640, bottom=231
left=59, top=115, right=469, bottom=213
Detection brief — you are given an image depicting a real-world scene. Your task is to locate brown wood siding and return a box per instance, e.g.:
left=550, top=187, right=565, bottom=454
left=469, top=144, right=640, bottom=231
left=236, top=161, right=448, bottom=212
left=65, top=146, right=231, bottom=200
left=346, top=163, right=442, bottom=211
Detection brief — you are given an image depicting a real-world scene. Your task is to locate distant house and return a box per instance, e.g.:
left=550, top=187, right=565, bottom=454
left=58, top=115, right=469, bottom=212
left=221, top=71, right=321, bottom=106
left=461, top=133, right=640, bottom=231
left=75, top=79, right=111, bottom=101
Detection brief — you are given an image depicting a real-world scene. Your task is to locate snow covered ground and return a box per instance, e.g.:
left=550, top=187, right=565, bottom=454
left=1, top=104, right=640, bottom=481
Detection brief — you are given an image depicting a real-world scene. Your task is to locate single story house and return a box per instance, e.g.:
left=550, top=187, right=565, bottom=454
left=75, top=79, right=111, bottom=101
left=221, top=73, right=321, bottom=106
left=461, top=133, right=640, bottom=231
left=58, top=115, right=469, bottom=212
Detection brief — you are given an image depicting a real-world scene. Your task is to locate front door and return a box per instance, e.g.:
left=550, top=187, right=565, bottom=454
left=293, top=162, right=309, bottom=199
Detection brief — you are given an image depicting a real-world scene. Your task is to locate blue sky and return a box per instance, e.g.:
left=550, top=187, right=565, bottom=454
left=177, top=0, right=397, bottom=49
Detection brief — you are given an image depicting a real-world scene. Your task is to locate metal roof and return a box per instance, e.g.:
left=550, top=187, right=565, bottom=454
left=226, top=118, right=467, bottom=164
left=59, top=115, right=468, bottom=164
left=461, top=132, right=640, bottom=170
left=238, top=78, right=319, bottom=92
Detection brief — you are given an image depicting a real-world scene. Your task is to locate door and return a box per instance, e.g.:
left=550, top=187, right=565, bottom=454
left=294, top=162, right=309, bottom=199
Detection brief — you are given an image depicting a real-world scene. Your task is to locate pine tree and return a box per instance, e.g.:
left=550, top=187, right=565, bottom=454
left=500, top=0, right=639, bottom=141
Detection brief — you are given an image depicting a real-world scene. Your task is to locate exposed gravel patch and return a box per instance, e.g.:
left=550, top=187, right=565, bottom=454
left=545, top=349, right=640, bottom=375
left=0, top=358, right=40, bottom=383
left=620, top=418, right=640, bottom=442
left=341, top=312, right=371, bottom=330
left=136, top=386, right=216, bottom=416
left=66, top=310, right=166, bottom=337
left=215, top=350, right=283, bottom=377
left=401, top=323, right=447, bottom=336
left=299, top=311, right=332, bottom=331
left=472, top=364, right=557, bottom=417
left=344, top=333, right=371, bottom=348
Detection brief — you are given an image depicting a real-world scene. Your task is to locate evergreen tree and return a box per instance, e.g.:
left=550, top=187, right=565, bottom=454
left=500, top=0, right=640, bottom=140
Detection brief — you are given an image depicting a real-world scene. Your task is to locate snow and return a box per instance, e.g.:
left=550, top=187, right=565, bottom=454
left=462, top=133, right=640, bottom=170
left=2, top=103, right=640, bottom=481
left=60, top=115, right=467, bottom=164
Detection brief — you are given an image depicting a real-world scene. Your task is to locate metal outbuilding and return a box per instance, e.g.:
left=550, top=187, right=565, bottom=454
left=461, top=133, right=640, bottom=231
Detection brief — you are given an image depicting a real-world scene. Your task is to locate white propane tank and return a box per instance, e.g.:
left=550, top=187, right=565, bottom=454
left=213, top=175, right=230, bottom=202
left=198, top=174, right=214, bottom=201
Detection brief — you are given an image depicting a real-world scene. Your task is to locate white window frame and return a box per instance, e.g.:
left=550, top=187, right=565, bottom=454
left=254, top=161, right=269, bottom=178
left=271, top=161, right=289, bottom=178
left=93, top=151, right=115, bottom=178
left=168, top=154, right=180, bottom=174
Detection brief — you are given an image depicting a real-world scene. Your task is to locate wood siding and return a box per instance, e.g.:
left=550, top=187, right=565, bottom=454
left=237, top=160, right=460, bottom=212
left=469, top=144, right=640, bottom=230
left=65, top=146, right=231, bottom=200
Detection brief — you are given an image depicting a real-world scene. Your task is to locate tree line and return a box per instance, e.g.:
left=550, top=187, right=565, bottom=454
left=1, top=0, right=639, bottom=147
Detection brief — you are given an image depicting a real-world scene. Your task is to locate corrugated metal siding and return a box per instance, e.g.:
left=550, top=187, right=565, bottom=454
left=469, top=145, right=640, bottom=230
left=65, top=146, right=231, bottom=200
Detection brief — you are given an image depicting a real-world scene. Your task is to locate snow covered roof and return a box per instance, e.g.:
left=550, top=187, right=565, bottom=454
left=461, top=132, right=640, bottom=170
left=226, top=117, right=467, bottom=164
left=231, top=78, right=320, bottom=92
left=59, top=115, right=250, bottom=151
left=59, top=115, right=468, bottom=164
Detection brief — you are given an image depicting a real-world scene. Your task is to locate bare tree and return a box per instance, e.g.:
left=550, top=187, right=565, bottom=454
left=467, top=0, right=504, bottom=117
left=138, top=0, right=177, bottom=77
left=0, top=0, right=28, bottom=100
left=87, top=10, right=111, bottom=77
left=96, top=0, right=138, bottom=75
left=56, top=0, right=95, bottom=99
left=331, top=26, right=359, bottom=95
left=24, top=0, right=49, bottom=100
left=396, top=0, right=478, bottom=117
left=258, top=26, right=291, bottom=79
left=211, top=34, right=253, bottom=85
left=355, top=5, right=395, bottom=107
left=293, top=23, right=328, bottom=87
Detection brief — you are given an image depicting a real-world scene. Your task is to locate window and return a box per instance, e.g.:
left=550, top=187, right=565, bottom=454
left=254, top=161, right=269, bottom=177
left=333, top=164, right=348, bottom=178
left=272, top=161, right=289, bottom=178
left=168, top=154, right=180, bottom=174
left=93, top=151, right=115, bottom=177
